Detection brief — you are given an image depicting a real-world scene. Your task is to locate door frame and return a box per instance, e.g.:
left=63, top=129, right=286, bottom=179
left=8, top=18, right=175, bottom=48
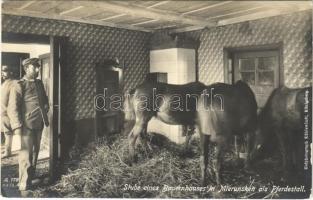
left=223, top=42, right=284, bottom=86
left=49, top=36, right=67, bottom=181
left=2, top=32, right=66, bottom=183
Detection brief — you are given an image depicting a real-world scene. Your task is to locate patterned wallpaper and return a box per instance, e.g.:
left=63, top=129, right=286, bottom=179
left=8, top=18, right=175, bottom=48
left=2, top=14, right=150, bottom=120
left=179, top=10, right=312, bottom=88
left=2, top=11, right=312, bottom=121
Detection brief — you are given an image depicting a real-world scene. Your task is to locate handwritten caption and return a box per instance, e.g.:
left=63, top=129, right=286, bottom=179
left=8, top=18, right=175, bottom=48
left=122, top=184, right=306, bottom=193
left=303, top=89, right=310, bottom=170
left=2, top=177, right=19, bottom=187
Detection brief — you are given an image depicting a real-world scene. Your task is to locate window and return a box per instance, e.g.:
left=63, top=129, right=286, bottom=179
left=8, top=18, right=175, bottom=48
left=233, top=50, right=280, bottom=107
left=238, top=56, right=277, bottom=86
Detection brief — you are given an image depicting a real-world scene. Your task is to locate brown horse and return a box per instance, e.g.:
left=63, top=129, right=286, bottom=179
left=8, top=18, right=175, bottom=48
left=250, top=86, right=312, bottom=186
left=196, top=81, right=257, bottom=185
left=124, top=80, right=206, bottom=161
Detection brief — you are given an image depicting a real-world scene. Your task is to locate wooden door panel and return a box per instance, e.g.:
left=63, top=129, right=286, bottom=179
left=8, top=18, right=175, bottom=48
left=95, top=62, right=122, bottom=137
left=38, top=53, right=50, bottom=157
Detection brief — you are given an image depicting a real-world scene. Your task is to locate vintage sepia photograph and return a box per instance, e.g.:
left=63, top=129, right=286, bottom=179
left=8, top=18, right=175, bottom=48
left=1, top=0, right=312, bottom=198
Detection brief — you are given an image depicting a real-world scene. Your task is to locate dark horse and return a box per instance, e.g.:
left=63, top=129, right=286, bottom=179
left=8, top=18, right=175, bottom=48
left=196, top=81, right=257, bottom=185
left=250, top=86, right=312, bottom=186
left=124, top=80, right=206, bottom=161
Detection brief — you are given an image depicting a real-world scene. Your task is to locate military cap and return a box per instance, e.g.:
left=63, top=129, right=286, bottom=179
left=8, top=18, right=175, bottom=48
left=1, top=65, right=14, bottom=72
left=22, top=58, right=40, bottom=67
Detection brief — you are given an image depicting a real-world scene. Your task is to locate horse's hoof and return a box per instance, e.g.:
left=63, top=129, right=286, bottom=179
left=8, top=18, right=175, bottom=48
left=133, top=156, right=138, bottom=163
left=282, top=174, right=295, bottom=184
left=201, top=179, right=207, bottom=187
left=147, top=153, right=153, bottom=159
left=244, top=163, right=253, bottom=171
left=244, top=168, right=254, bottom=175
left=127, top=154, right=138, bottom=164
left=244, top=162, right=250, bottom=168
left=280, top=177, right=287, bottom=183
left=124, top=158, right=133, bottom=166
left=208, top=168, right=215, bottom=177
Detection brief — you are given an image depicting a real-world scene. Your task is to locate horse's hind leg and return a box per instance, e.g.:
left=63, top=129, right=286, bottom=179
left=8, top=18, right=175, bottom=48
left=200, top=133, right=209, bottom=186
left=184, top=125, right=195, bottom=150
left=139, top=124, right=153, bottom=153
left=128, top=121, right=145, bottom=162
left=277, top=130, right=293, bottom=181
left=245, top=132, right=253, bottom=169
left=213, top=140, right=223, bottom=185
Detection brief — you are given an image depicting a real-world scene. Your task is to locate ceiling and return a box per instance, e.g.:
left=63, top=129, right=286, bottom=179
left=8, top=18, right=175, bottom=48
left=2, top=1, right=312, bottom=33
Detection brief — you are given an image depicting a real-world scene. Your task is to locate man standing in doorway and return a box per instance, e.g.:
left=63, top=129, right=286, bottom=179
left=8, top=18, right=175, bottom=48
left=1, top=65, right=17, bottom=158
left=8, top=58, right=49, bottom=191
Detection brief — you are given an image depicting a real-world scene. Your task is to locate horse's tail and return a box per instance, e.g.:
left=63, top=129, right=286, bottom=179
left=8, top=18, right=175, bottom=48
left=124, top=88, right=136, bottom=121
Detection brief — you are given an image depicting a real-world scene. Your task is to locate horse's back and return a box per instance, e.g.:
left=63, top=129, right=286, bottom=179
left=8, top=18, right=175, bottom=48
left=256, top=86, right=311, bottom=159
left=129, top=80, right=206, bottom=124
left=256, top=86, right=312, bottom=183
left=133, top=81, right=205, bottom=95
left=261, top=86, right=312, bottom=130
left=197, top=81, right=257, bottom=138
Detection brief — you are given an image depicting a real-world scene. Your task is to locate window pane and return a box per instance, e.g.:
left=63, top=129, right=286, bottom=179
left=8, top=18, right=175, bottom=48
left=239, top=58, right=255, bottom=71
left=258, top=71, right=274, bottom=86
left=240, top=72, right=255, bottom=85
left=258, top=57, right=276, bottom=70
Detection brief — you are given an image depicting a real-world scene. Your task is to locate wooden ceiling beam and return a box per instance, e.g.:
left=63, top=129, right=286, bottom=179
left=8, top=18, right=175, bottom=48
left=251, top=1, right=312, bottom=8
left=76, top=1, right=216, bottom=27
left=170, top=2, right=312, bottom=33
left=100, top=14, right=126, bottom=21
left=147, top=1, right=170, bottom=9
left=2, top=8, right=153, bottom=32
left=218, top=6, right=312, bottom=26
left=131, top=19, right=158, bottom=26
left=182, top=1, right=233, bottom=15
left=169, top=25, right=205, bottom=33
left=207, top=6, right=265, bottom=20
left=59, top=6, right=84, bottom=16
left=18, top=1, right=36, bottom=10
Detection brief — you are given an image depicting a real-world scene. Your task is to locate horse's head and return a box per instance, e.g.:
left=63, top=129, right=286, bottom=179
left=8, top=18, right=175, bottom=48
left=249, top=88, right=282, bottom=165
left=249, top=108, right=276, bottom=164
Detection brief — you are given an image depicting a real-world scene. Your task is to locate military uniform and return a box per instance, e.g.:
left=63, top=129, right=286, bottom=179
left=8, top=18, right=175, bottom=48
left=1, top=78, right=16, bottom=157
left=1, top=79, right=16, bottom=132
left=8, top=75, right=49, bottom=190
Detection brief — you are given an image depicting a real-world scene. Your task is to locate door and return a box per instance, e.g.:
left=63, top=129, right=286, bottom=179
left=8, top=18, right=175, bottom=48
left=234, top=51, right=280, bottom=108
left=38, top=53, right=50, bottom=162
left=95, top=61, right=123, bottom=138
left=49, top=36, right=66, bottom=181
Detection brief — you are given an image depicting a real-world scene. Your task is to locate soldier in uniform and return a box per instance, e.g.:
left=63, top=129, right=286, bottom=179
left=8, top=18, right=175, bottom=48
left=8, top=58, right=49, bottom=191
left=1, top=65, right=17, bottom=158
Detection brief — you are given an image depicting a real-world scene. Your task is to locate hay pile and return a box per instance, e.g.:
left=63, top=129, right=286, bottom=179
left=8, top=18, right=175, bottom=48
left=32, top=133, right=293, bottom=198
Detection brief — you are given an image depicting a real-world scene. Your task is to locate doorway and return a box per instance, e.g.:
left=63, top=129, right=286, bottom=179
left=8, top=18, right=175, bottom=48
left=1, top=32, right=65, bottom=196
left=1, top=52, right=29, bottom=79
left=1, top=42, right=50, bottom=195
left=95, top=60, right=123, bottom=138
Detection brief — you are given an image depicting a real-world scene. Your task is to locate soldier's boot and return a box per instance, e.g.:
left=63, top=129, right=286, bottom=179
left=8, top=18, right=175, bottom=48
left=31, top=131, right=42, bottom=178
left=19, top=133, right=33, bottom=191
left=2, top=133, right=13, bottom=158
